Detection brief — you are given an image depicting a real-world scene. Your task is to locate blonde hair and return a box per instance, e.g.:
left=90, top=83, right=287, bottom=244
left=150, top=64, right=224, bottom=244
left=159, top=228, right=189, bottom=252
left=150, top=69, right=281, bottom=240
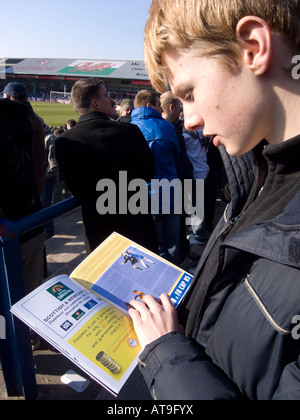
left=133, top=89, right=159, bottom=108
left=144, top=0, right=300, bottom=92
left=160, top=91, right=180, bottom=112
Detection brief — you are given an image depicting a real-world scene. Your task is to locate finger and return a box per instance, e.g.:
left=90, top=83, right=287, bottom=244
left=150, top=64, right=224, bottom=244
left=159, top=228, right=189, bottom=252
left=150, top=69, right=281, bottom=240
left=158, top=293, right=175, bottom=310
left=140, top=294, right=159, bottom=309
left=128, top=306, right=141, bottom=323
left=129, top=298, right=149, bottom=313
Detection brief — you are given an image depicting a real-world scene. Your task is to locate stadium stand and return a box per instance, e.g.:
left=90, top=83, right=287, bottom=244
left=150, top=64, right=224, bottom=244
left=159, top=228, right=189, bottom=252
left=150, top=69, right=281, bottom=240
left=0, top=57, right=152, bottom=100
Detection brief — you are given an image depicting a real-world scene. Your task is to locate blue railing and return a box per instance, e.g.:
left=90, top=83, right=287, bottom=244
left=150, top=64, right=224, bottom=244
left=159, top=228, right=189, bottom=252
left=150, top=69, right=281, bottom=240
left=0, top=197, right=80, bottom=399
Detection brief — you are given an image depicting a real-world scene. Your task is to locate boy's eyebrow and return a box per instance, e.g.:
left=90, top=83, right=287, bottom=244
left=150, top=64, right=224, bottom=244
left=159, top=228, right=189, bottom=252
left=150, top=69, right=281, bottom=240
left=167, top=78, right=181, bottom=97
left=171, top=83, right=189, bottom=99
left=167, top=73, right=190, bottom=99
left=171, top=84, right=180, bottom=97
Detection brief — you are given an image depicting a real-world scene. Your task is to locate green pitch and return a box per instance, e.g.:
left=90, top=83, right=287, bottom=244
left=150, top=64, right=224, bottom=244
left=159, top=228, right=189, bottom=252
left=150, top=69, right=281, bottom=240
left=30, top=101, right=78, bottom=127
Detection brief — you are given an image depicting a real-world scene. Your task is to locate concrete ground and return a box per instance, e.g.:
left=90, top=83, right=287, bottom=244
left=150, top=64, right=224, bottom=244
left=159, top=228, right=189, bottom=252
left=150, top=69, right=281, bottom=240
left=0, top=201, right=226, bottom=400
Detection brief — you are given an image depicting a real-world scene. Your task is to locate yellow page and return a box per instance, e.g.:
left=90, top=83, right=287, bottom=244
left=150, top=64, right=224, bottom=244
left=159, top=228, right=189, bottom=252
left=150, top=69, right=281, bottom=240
left=68, top=305, right=140, bottom=382
left=71, top=233, right=133, bottom=289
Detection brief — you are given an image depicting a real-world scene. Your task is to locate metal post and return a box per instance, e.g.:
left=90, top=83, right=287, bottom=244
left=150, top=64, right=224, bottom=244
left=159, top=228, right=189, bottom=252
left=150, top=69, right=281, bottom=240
left=0, top=220, right=37, bottom=399
left=0, top=197, right=80, bottom=399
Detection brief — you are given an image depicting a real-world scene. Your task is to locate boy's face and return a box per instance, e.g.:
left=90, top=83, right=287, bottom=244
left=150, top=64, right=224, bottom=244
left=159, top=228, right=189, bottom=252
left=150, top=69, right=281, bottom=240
left=163, top=48, right=272, bottom=156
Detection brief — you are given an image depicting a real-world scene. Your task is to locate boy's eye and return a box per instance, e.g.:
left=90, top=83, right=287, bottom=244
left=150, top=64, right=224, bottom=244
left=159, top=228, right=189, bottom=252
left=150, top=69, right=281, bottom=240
left=184, top=90, right=194, bottom=101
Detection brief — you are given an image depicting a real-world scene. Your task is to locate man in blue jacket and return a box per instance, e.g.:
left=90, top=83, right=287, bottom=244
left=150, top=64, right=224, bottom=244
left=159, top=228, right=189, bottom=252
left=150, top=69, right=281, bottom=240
left=131, top=90, right=181, bottom=265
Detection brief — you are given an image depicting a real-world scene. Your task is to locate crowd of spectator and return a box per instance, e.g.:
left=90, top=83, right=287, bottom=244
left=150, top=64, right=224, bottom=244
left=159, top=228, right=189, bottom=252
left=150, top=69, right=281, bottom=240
left=0, top=79, right=227, bottom=351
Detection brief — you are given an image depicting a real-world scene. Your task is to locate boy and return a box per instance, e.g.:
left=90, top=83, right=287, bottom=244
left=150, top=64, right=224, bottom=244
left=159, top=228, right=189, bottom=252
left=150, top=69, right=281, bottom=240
left=128, top=0, right=300, bottom=400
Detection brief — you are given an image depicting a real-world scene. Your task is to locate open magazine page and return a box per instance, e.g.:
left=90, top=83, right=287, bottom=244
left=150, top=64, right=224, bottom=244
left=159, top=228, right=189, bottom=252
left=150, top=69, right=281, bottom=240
left=11, top=274, right=141, bottom=396
left=71, top=232, right=193, bottom=312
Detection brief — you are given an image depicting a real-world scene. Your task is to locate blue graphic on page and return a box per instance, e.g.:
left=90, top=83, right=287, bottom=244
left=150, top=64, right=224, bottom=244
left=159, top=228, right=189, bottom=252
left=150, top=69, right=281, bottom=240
left=90, top=247, right=192, bottom=311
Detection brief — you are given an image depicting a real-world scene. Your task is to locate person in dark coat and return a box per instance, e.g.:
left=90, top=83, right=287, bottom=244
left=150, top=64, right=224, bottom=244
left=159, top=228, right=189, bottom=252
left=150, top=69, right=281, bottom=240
left=2, top=82, right=45, bottom=196
left=55, top=78, right=157, bottom=254
left=128, top=0, right=300, bottom=400
left=0, top=98, right=44, bottom=295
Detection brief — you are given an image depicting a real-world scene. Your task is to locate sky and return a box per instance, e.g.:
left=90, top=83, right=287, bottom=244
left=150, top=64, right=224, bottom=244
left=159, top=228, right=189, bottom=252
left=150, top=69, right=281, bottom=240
left=0, top=0, right=153, bottom=61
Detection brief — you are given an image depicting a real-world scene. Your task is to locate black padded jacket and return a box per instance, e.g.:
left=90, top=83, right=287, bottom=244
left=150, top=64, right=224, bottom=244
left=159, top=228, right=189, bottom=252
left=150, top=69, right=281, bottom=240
left=138, top=136, right=300, bottom=400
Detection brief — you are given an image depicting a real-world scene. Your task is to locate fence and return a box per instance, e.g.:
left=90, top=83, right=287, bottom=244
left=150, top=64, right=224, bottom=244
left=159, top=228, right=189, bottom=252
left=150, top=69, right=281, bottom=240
left=0, top=197, right=80, bottom=399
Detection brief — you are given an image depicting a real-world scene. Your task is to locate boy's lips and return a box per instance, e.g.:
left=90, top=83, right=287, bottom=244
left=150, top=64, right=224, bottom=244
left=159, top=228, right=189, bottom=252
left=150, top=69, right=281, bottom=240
left=211, top=135, right=221, bottom=147
left=204, top=134, right=220, bottom=147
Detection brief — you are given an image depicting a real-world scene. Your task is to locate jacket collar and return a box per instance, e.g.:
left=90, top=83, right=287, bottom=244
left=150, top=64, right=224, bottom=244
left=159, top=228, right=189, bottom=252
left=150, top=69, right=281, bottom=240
left=223, top=135, right=300, bottom=267
left=224, top=203, right=300, bottom=268
left=78, top=111, right=110, bottom=123
left=131, top=106, right=163, bottom=121
left=219, top=141, right=266, bottom=219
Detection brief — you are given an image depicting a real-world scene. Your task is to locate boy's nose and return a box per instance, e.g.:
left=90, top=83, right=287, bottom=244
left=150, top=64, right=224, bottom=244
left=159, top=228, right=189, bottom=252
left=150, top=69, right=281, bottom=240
left=184, top=111, right=204, bottom=132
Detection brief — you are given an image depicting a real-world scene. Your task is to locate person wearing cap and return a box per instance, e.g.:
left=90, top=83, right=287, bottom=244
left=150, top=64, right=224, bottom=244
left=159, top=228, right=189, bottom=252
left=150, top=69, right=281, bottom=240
left=0, top=96, right=44, bottom=300
left=118, top=99, right=134, bottom=122
left=2, top=82, right=45, bottom=196
left=2, top=82, right=28, bottom=101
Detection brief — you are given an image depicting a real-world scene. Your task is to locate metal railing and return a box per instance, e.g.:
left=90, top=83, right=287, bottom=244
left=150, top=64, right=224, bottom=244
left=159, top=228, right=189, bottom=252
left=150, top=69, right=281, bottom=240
left=0, top=197, right=80, bottom=399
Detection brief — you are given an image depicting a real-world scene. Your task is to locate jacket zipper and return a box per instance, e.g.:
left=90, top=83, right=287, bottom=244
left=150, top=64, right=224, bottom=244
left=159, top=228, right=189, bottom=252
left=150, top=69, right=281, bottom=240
left=216, top=215, right=240, bottom=241
left=244, top=275, right=290, bottom=335
left=263, top=221, right=300, bottom=233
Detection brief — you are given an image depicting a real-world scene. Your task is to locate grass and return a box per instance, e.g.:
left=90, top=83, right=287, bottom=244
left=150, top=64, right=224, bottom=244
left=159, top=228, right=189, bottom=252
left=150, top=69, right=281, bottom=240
left=30, top=101, right=78, bottom=127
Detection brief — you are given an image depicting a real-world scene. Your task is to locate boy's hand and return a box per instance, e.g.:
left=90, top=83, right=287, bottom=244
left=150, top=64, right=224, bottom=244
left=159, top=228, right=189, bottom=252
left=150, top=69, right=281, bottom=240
left=128, top=293, right=183, bottom=349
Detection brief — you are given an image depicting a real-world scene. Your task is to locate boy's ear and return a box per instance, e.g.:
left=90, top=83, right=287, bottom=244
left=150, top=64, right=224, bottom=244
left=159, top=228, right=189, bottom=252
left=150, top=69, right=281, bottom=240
left=236, top=16, right=272, bottom=75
